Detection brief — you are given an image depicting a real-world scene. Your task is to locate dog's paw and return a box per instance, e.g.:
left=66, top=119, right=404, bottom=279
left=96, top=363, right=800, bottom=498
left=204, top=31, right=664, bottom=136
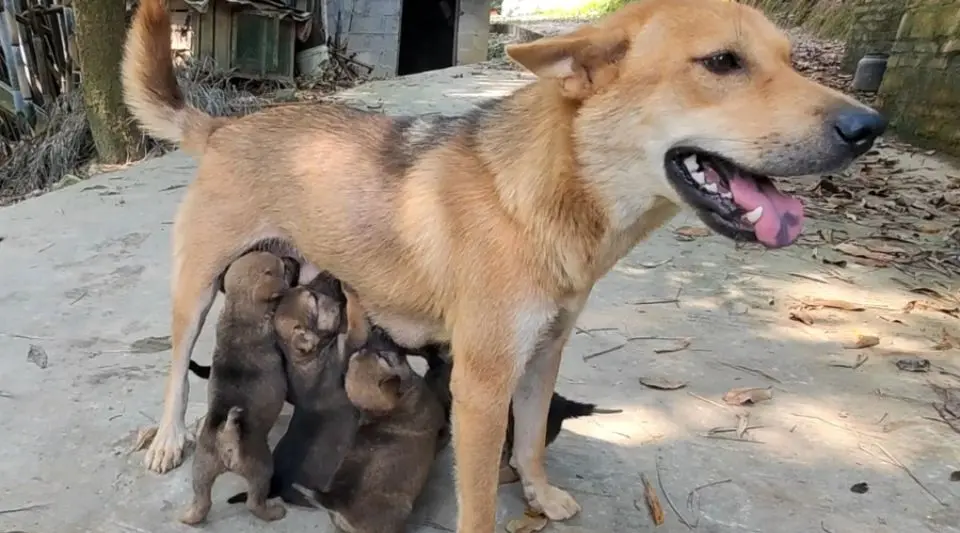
left=178, top=504, right=209, bottom=526
left=252, top=502, right=287, bottom=522
left=523, top=483, right=581, bottom=521
left=143, top=422, right=188, bottom=473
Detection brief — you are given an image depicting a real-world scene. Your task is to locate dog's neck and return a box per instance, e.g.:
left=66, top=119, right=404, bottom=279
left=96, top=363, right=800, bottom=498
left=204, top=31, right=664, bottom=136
left=471, top=82, right=603, bottom=293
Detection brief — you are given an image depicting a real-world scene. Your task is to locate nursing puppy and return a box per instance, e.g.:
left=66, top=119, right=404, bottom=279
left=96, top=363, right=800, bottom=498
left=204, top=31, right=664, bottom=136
left=232, top=292, right=446, bottom=533
left=422, top=348, right=620, bottom=484
left=179, top=251, right=292, bottom=525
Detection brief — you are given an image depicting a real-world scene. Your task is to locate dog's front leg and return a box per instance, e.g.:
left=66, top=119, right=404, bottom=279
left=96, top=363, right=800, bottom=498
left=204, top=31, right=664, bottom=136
left=510, top=303, right=583, bottom=520
left=450, top=301, right=558, bottom=533
left=144, top=278, right=218, bottom=473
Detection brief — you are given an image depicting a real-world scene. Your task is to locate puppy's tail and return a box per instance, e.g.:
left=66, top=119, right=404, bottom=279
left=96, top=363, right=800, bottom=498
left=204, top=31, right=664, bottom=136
left=188, top=360, right=211, bottom=380
left=550, top=394, right=621, bottom=421
left=122, top=0, right=226, bottom=155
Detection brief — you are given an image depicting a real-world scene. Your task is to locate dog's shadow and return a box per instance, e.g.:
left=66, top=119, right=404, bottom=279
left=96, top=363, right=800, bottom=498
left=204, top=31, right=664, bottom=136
left=411, top=429, right=649, bottom=532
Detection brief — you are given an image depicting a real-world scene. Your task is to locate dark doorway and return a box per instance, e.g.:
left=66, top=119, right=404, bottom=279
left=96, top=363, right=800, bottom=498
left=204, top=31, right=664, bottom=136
left=398, top=0, right=458, bottom=75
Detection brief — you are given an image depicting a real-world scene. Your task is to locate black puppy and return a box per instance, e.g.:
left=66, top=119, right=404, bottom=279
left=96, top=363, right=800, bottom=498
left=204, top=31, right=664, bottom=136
left=421, top=345, right=621, bottom=484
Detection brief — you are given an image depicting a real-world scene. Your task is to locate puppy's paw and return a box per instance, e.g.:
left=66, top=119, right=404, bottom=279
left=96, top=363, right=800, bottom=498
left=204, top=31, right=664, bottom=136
left=178, top=504, right=209, bottom=526
left=523, top=483, right=580, bottom=521
left=143, top=422, right=188, bottom=473
left=252, top=502, right=287, bottom=522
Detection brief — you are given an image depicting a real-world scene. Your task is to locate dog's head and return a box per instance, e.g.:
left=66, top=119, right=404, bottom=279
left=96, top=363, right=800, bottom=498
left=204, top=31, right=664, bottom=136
left=274, top=272, right=346, bottom=362
left=344, top=336, right=414, bottom=414
left=506, top=0, right=885, bottom=249
left=222, top=251, right=291, bottom=303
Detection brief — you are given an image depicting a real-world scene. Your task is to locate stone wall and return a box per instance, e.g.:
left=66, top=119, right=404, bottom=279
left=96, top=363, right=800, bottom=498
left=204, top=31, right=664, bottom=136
left=878, top=0, right=960, bottom=155
left=842, top=0, right=908, bottom=72
left=457, top=0, right=493, bottom=65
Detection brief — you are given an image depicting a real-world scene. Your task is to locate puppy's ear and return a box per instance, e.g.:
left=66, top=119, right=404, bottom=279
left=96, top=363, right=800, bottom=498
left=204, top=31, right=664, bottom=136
left=281, top=257, right=301, bottom=287
left=341, top=283, right=370, bottom=349
left=505, top=27, right=629, bottom=99
left=378, top=374, right=403, bottom=400
left=291, top=325, right=320, bottom=354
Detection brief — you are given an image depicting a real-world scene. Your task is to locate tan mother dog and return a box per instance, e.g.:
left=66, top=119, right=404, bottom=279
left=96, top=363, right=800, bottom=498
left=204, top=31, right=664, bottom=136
left=123, top=0, right=885, bottom=531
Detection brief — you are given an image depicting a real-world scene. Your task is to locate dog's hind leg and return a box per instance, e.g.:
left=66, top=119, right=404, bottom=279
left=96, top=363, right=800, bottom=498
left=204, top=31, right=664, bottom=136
left=179, top=441, right=225, bottom=525
left=510, top=299, right=585, bottom=521
left=144, top=190, right=261, bottom=473
left=242, top=439, right=287, bottom=522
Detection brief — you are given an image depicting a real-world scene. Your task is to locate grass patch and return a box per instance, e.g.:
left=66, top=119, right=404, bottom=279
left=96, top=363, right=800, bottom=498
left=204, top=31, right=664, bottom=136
left=524, top=0, right=855, bottom=40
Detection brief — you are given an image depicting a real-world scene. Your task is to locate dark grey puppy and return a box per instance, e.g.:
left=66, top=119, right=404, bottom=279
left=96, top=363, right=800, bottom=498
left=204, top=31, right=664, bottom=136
left=179, top=251, right=294, bottom=525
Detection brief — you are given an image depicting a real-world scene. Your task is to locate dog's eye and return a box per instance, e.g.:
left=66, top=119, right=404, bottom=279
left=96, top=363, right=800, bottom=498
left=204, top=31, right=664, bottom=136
left=699, top=52, right=743, bottom=75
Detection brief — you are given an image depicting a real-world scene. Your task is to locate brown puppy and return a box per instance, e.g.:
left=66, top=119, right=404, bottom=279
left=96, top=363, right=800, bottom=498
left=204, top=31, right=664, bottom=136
left=317, top=322, right=446, bottom=533
left=179, top=251, right=291, bottom=525
left=125, top=1, right=885, bottom=530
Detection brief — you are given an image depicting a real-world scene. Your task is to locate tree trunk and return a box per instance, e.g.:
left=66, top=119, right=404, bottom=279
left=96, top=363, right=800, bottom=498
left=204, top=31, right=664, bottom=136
left=73, top=0, right=145, bottom=164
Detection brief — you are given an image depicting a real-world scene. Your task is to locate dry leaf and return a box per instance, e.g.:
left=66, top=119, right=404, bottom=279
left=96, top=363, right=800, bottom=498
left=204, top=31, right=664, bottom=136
left=789, top=307, right=814, bottom=325
left=505, top=509, right=548, bottom=533
left=638, top=377, right=688, bottom=390
left=833, top=243, right=895, bottom=265
left=675, top=226, right=711, bottom=238
left=803, top=298, right=866, bottom=311
left=904, top=300, right=960, bottom=318
left=895, top=357, right=930, bottom=373
left=640, top=473, right=665, bottom=526
left=131, top=426, right=158, bottom=452
left=723, top=386, right=774, bottom=406
left=933, top=329, right=957, bottom=351
left=27, top=344, right=48, bottom=369
left=843, top=334, right=879, bottom=349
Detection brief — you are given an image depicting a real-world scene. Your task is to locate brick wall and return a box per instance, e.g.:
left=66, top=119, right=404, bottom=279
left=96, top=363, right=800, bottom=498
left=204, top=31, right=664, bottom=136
left=878, top=0, right=960, bottom=155
left=843, top=0, right=909, bottom=72
left=457, top=0, right=492, bottom=65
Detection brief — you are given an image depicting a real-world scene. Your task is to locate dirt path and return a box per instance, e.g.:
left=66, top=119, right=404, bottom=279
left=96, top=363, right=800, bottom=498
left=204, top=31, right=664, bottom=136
left=0, top=63, right=958, bottom=533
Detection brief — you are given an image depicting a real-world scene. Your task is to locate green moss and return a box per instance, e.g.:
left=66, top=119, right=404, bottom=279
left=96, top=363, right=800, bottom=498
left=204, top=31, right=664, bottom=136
left=741, top=0, right=857, bottom=39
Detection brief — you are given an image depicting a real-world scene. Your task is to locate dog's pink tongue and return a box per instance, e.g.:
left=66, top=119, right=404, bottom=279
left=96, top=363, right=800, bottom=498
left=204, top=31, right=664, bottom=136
left=728, top=176, right=804, bottom=248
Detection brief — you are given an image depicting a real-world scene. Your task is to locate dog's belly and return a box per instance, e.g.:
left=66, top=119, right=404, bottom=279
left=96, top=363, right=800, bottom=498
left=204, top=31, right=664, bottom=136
left=366, top=309, right=448, bottom=350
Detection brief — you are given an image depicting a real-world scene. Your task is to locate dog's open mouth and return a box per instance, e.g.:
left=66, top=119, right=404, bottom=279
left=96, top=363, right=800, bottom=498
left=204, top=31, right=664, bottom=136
left=665, top=150, right=804, bottom=248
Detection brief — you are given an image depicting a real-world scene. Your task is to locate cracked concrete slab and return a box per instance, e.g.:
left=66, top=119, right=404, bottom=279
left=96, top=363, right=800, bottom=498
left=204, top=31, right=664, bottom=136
left=2, top=65, right=959, bottom=533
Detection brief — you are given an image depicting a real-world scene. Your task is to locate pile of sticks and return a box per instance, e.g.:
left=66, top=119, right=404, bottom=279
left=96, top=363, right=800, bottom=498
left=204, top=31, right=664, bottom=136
left=0, top=0, right=76, bottom=124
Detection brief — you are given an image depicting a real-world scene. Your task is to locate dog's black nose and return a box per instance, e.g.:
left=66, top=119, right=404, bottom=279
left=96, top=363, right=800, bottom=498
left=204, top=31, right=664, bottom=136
left=832, top=107, right=887, bottom=153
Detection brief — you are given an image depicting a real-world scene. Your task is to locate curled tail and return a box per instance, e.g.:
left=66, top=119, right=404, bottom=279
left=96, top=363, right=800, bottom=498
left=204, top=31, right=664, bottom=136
left=122, top=0, right=226, bottom=154
left=188, top=360, right=211, bottom=379
left=550, top=394, right=622, bottom=421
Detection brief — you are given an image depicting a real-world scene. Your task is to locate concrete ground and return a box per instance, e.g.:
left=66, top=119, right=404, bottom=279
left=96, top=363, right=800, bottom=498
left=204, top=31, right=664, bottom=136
left=2, top=65, right=960, bottom=533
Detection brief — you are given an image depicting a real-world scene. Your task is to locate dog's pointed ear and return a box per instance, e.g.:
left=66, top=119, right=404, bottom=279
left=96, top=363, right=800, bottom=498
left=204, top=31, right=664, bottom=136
left=505, top=28, right=629, bottom=99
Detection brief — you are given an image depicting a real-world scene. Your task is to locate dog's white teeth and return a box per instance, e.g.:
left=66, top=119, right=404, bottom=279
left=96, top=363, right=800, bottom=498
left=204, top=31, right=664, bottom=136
left=692, top=171, right=706, bottom=185
left=703, top=182, right=718, bottom=194
left=744, top=206, right=764, bottom=224
left=721, top=191, right=733, bottom=200
left=683, top=156, right=699, bottom=174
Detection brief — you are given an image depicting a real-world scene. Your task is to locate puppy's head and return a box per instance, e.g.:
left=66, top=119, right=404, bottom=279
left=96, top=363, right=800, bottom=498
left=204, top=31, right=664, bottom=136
left=274, top=273, right=346, bottom=362
left=505, top=0, right=885, bottom=249
left=344, top=330, right=414, bottom=414
left=222, top=251, right=290, bottom=303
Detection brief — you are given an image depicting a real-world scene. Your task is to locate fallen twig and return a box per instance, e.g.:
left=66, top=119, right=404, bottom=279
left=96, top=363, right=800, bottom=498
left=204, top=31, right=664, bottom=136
left=687, top=392, right=729, bottom=411
left=632, top=288, right=682, bottom=307
left=655, top=455, right=694, bottom=529
left=717, top=362, right=783, bottom=383
left=701, top=434, right=766, bottom=444
left=791, top=413, right=872, bottom=438
left=582, top=343, right=627, bottom=361
left=829, top=353, right=869, bottom=370
left=685, top=479, right=732, bottom=525
left=858, top=442, right=947, bottom=506
left=0, top=502, right=50, bottom=515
